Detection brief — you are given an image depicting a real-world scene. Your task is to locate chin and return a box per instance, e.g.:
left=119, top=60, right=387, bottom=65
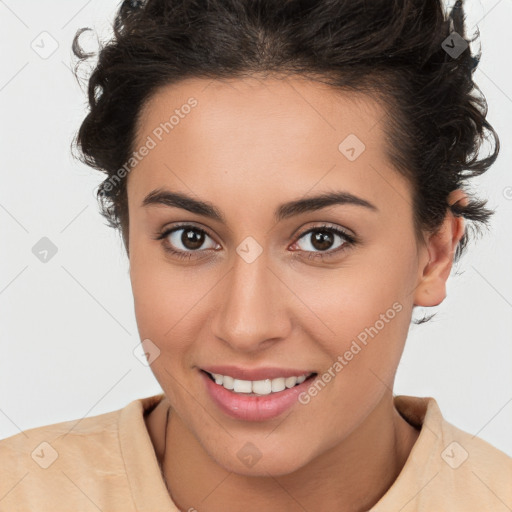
left=209, top=440, right=312, bottom=478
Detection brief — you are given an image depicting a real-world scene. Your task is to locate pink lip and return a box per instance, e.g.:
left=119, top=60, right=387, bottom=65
left=200, top=369, right=317, bottom=422
left=201, top=365, right=314, bottom=381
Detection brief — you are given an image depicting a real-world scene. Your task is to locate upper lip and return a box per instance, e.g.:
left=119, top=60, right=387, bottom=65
left=200, top=365, right=316, bottom=381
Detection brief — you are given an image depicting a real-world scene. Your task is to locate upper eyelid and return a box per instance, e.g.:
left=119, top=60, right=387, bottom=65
left=161, top=222, right=217, bottom=241
left=296, top=224, right=353, bottom=239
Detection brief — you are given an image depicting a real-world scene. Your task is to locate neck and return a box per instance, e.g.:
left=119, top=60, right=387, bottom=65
left=154, top=391, right=420, bottom=512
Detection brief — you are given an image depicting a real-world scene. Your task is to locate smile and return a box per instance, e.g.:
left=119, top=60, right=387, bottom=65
left=200, top=368, right=319, bottom=421
left=204, top=370, right=315, bottom=396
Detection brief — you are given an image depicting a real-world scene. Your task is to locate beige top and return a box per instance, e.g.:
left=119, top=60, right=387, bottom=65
left=1, top=394, right=511, bottom=511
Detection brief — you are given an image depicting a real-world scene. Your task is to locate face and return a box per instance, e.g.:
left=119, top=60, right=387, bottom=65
left=127, top=75, right=429, bottom=476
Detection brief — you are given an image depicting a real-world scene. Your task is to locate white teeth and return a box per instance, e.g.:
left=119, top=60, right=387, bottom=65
left=233, top=379, right=252, bottom=393
left=208, top=372, right=311, bottom=395
left=252, top=379, right=272, bottom=395
left=222, top=375, right=234, bottom=390
left=285, top=376, right=298, bottom=388
left=271, top=377, right=286, bottom=392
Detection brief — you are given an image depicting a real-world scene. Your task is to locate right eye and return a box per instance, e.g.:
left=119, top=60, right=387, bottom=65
left=155, top=224, right=220, bottom=259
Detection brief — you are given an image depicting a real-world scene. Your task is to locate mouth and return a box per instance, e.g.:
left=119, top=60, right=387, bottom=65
left=201, top=369, right=318, bottom=396
left=200, top=368, right=318, bottom=421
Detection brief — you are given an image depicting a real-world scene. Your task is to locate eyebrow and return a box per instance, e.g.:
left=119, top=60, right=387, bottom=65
left=141, top=188, right=378, bottom=223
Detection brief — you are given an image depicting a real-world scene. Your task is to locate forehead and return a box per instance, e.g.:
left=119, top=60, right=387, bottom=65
left=128, top=75, right=412, bottom=224
left=134, top=75, right=386, bottom=152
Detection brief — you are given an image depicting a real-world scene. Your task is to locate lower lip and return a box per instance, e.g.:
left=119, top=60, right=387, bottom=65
left=200, top=370, right=317, bottom=422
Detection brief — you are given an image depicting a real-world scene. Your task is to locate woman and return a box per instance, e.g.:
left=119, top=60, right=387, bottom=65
left=1, top=0, right=511, bottom=510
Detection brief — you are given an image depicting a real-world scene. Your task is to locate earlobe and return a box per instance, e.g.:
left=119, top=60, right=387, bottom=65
left=413, top=189, right=467, bottom=307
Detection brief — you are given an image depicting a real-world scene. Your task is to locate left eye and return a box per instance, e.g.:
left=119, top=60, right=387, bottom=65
left=293, top=226, right=354, bottom=254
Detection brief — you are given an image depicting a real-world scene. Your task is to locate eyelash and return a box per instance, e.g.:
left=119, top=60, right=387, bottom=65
left=154, top=223, right=358, bottom=262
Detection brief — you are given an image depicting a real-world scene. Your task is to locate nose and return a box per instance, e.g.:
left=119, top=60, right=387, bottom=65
left=211, top=248, right=292, bottom=353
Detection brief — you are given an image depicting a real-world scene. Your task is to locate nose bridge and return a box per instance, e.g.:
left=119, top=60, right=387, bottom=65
left=212, top=246, right=289, bottom=351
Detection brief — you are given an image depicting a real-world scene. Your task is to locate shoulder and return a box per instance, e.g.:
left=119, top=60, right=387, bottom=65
left=377, top=395, right=512, bottom=511
left=421, top=395, right=512, bottom=476
left=438, top=409, right=512, bottom=495
left=0, top=394, right=164, bottom=512
left=0, top=406, right=120, bottom=472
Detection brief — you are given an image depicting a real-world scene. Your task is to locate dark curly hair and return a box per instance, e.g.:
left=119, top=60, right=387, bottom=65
left=72, top=0, right=499, bottom=322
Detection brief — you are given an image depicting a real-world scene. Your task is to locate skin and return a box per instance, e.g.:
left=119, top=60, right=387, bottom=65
left=127, top=75, right=467, bottom=511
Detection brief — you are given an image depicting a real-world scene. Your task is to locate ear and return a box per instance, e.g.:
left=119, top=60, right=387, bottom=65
left=413, top=189, right=467, bottom=307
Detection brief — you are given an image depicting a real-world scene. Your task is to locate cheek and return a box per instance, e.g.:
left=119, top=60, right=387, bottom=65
left=131, top=270, right=173, bottom=338
left=129, top=250, right=216, bottom=364
left=292, top=254, right=411, bottom=336
left=288, top=245, right=415, bottom=376
left=129, top=248, right=184, bottom=343
left=130, top=234, right=184, bottom=324
left=130, top=260, right=197, bottom=403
